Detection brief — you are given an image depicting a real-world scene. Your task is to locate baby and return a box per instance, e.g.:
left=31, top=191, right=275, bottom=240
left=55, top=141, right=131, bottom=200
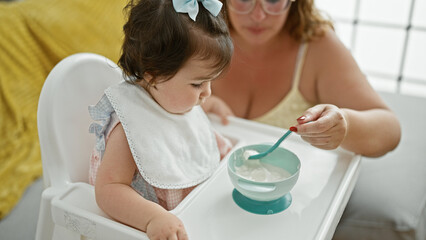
left=88, top=0, right=233, bottom=239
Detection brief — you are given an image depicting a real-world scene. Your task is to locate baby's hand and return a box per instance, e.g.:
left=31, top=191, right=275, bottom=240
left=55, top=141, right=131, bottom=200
left=146, top=212, right=188, bottom=240
left=214, top=130, right=233, bottom=159
left=291, top=104, right=348, bottom=150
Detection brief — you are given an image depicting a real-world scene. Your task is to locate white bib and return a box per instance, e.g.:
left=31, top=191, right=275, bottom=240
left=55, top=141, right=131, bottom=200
left=105, top=81, right=220, bottom=189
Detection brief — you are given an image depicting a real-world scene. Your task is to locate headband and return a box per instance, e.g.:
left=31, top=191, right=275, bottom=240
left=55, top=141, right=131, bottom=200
left=173, top=0, right=223, bottom=21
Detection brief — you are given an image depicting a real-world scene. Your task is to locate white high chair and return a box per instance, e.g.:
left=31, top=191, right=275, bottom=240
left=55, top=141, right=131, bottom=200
left=35, top=53, right=149, bottom=240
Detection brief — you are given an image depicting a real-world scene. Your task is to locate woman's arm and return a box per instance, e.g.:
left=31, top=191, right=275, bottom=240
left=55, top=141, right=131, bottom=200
left=293, top=104, right=400, bottom=157
left=295, top=30, right=401, bottom=157
left=95, top=124, right=188, bottom=239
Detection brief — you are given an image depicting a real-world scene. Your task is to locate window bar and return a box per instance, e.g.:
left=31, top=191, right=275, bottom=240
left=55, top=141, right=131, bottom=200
left=396, top=0, right=416, bottom=94
left=349, top=0, right=361, bottom=52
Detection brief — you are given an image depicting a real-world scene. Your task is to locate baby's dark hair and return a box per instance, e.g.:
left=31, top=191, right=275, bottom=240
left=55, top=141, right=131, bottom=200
left=118, top=0, right=233, bottom=84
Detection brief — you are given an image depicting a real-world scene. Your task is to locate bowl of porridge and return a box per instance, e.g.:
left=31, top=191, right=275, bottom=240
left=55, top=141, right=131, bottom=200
left=228, top=144, right=301, bottom=202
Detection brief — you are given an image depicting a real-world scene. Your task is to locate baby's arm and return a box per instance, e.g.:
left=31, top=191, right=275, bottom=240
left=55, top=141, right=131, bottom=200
left=95, top=124, right=188, bottom=240
left=213, top=129, right=233, bottom=159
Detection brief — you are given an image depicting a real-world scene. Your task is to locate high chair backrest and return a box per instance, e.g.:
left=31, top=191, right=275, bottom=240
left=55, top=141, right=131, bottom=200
left=38, top=53, right=122, bottom=188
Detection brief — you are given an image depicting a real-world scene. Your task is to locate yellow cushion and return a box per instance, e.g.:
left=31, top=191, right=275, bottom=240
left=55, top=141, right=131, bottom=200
left=0, top=0, right=127, bottom=219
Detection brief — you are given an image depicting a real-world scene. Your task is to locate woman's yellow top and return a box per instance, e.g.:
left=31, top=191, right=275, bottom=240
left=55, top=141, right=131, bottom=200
left=253, top=43, right=315, bottom=129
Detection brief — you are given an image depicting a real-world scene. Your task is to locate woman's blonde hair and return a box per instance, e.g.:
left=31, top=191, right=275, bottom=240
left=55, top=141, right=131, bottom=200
left=286, top=0, right=334, bottom=41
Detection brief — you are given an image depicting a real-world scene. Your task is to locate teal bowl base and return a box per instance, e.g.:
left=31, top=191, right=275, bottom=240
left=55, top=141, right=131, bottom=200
left=232, top=189, right=292, bottom=215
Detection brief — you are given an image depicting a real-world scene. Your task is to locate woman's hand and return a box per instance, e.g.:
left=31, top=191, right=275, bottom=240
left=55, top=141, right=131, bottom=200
left=146, top=212, right=188, bottom=240
left=291, top=104, right=348, bottom=150
left=202, top=95, right=235, bottom=125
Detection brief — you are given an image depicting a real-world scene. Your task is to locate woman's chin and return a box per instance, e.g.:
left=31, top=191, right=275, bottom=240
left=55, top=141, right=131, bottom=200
left=242, top=31, right=273, bottom=46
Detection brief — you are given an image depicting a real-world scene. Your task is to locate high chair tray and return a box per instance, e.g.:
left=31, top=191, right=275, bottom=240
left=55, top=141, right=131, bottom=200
left=172, top=115, right=361, bottom=240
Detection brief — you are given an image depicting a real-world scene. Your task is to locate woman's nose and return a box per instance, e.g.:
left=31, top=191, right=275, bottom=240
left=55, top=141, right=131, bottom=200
left=250, top=1, right=267, bottom=22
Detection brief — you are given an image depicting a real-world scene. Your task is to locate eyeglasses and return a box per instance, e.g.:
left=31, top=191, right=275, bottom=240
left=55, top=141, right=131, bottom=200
left=227, top=0, right=295, bottom=15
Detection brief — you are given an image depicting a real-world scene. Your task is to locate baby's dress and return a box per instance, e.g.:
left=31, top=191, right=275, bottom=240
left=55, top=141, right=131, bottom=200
left=88, top=84, right=231, bottom=211
left=89, top=110, right=195, bottom=210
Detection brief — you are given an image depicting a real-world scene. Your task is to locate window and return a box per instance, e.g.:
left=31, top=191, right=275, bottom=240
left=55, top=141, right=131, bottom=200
left=316, top=0, right=426, bottom=97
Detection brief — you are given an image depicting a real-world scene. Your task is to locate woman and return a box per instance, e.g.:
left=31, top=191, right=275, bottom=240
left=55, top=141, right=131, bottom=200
left=203, top=0, right=401, bottom=157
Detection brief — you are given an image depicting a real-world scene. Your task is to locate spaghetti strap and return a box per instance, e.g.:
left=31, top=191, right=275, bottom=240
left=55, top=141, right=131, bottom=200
left=291, top=43, right=309, bottom=89
left=253, top=43, right=314, bottom=129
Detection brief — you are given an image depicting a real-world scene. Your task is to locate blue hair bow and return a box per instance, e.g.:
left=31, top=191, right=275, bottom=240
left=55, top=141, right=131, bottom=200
left=173, top=0, right=223, bottom=21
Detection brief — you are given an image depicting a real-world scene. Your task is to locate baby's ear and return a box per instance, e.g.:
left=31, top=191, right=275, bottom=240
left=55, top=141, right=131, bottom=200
left=141, top=72, right=157, bottom=89
left=143, top=72, right=154, bottom=83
